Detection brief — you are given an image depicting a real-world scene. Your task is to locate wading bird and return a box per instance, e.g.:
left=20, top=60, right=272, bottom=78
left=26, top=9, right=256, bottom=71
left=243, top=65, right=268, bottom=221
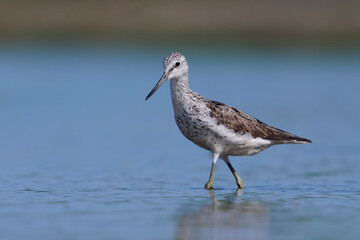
left=146, top=52, right=311, bottom=189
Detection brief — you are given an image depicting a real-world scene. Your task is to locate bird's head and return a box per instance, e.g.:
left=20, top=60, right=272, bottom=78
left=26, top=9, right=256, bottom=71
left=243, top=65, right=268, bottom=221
left=145, top=52, right=188, bottom=100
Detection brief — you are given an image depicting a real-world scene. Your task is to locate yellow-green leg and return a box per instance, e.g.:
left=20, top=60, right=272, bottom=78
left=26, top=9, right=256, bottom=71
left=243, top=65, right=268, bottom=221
left=223, top=156, right=244, bottom=189
left=204, top=152, right=220, bottom=190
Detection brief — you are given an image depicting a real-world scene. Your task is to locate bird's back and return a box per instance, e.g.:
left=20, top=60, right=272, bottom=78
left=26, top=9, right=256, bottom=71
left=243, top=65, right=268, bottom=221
left=206, top=100, right=311, bottom=144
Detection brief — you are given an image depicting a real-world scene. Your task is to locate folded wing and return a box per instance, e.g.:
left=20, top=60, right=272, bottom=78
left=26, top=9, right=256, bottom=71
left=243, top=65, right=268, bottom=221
left=206, top=100, right=311, bottom=144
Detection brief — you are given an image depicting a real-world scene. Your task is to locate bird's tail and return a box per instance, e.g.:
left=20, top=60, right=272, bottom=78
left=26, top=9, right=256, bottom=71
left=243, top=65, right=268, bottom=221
left=280, top=136, right=312, bottom=144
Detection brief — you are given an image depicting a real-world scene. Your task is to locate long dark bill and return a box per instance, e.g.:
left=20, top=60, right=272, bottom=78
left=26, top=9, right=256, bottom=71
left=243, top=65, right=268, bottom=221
left=145, top=71, right=168, bottom=100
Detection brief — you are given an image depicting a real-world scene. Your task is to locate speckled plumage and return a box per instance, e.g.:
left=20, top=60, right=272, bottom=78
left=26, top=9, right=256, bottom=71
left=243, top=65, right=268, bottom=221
left=146, top=52, right=311, bottom=189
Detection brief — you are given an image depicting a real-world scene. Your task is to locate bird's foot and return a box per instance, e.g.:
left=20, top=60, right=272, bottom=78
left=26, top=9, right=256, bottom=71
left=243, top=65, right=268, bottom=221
left=237, top=183, right=244, bottom=189
left=204, top=181, right=213, bottom=190
left=236, top=176, right=244, bottom=189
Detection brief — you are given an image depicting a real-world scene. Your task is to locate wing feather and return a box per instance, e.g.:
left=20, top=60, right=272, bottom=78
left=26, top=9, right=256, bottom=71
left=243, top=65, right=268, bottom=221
left=206, top=100, right=311, bottom=143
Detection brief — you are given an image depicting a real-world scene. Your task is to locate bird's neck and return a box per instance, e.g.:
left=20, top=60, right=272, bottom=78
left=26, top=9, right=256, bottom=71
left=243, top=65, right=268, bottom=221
left=170, top=73, right=192, bottom=113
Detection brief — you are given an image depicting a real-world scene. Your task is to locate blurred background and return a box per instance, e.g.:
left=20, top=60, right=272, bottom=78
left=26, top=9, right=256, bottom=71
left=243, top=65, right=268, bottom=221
left=1, top=0, right=360, bottom=46
left=0, top=1, right=359, bottom=240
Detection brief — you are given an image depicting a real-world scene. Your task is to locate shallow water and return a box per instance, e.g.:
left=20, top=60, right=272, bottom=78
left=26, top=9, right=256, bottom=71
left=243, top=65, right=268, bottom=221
left=0, top=45, right=359, bottom=239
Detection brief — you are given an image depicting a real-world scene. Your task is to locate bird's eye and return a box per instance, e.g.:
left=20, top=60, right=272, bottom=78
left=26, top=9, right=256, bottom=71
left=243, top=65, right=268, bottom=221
left=175, top=62, right=180, bottom=67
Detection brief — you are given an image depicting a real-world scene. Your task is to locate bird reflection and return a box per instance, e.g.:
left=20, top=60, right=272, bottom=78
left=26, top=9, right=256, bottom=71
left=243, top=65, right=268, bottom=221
left=175, top=190, right=269, bottom=240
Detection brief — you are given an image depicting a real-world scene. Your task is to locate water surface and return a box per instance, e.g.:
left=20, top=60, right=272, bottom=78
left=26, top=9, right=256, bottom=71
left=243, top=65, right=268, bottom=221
left=0, top=45, right=359, bottom=239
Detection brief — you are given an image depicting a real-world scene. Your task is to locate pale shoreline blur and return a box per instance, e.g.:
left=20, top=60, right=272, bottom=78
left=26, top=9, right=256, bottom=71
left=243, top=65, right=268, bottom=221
left=1, top=0, right=360, bottom=46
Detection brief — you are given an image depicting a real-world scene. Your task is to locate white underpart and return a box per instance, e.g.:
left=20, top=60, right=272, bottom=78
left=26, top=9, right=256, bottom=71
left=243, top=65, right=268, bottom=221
left=208, top=119, right=272, bottom=156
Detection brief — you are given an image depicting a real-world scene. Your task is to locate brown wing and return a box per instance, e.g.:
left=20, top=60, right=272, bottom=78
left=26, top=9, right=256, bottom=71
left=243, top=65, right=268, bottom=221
left=206, top=100, right=311, bottom=143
